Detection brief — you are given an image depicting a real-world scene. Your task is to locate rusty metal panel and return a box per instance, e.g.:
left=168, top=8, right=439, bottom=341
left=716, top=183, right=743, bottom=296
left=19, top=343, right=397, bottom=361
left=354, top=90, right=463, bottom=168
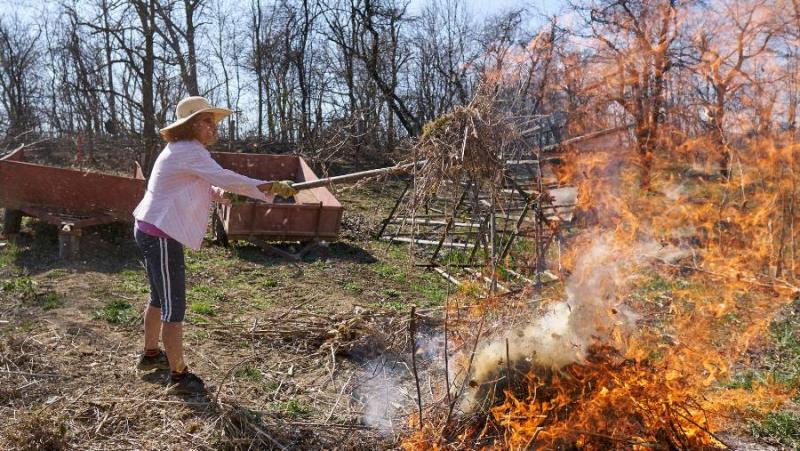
left=211, top=152, right=343, bottom=241
left=0, top=147, right=145, bottom=221
left=211, top=152, right=300, bottom=181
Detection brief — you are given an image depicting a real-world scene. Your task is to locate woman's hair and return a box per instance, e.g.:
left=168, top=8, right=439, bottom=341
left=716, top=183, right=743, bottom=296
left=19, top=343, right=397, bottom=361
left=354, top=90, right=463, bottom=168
left=160, top=115, right=204, bottom=142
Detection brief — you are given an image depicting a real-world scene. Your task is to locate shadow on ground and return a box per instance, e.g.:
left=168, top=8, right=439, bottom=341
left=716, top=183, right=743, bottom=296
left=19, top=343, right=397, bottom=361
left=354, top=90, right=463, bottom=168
left=10, top=221, right=141, bottom=276
left=230, top=240, right=378, bottom=266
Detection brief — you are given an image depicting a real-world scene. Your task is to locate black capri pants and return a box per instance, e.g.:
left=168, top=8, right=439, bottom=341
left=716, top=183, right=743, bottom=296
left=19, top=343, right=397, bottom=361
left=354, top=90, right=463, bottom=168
left=134, top=226, right=187, bottom=323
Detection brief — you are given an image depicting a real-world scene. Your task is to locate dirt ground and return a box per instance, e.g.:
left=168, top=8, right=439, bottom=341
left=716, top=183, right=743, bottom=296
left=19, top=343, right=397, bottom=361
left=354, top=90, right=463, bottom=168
left=0, top=179, right=453, bottom=450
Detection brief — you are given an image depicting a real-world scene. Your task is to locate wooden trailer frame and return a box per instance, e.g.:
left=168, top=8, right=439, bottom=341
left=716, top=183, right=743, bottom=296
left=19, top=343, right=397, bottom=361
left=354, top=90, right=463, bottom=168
left=0, top=145, right=146, bottom=258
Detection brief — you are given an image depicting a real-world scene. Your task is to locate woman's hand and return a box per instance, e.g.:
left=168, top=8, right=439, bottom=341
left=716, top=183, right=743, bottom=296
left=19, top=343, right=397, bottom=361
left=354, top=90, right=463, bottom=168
left=259, top=180, right=298, bottom=198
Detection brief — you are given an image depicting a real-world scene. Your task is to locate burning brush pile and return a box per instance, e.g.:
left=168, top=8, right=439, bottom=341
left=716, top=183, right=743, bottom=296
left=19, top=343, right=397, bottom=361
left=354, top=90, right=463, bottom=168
left=404, top=237, right=732, bottom=449
left=399, top=132, right=799, bottom=449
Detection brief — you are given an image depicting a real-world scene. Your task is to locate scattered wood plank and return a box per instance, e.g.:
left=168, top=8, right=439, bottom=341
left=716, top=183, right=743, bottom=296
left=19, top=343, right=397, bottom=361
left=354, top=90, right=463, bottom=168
left=433, top=267, right=461, bottom=285
left=389, top=219, right=482, bottom=228
left=464, top=268, right=509, bottom=293
left=382, top=236, right=476, bottom=249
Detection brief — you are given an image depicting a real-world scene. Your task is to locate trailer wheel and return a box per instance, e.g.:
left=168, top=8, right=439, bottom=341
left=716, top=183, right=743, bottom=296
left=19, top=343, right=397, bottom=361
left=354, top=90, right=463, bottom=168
left=2, top=209, right=23, bottom=235
left=212, top=206, right=229, bottom=247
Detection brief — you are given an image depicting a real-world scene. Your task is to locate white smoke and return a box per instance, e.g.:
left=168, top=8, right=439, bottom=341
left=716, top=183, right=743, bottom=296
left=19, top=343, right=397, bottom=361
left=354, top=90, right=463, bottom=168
left=358, top=359, right=409, bottom=434
left=358, top=332, right=448, bottom=436
left=464, top=235, right=644, bottom=408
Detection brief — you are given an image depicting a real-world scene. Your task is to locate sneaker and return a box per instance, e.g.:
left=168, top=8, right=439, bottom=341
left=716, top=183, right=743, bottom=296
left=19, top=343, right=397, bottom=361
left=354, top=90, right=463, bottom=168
left=136, top=350, right=170, bottom=371
left=166, top=372, right=206, bottom=395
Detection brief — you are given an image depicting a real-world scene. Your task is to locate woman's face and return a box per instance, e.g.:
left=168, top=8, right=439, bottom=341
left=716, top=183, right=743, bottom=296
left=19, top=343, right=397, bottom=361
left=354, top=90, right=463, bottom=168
left=193, top=113, right=219, bottom=146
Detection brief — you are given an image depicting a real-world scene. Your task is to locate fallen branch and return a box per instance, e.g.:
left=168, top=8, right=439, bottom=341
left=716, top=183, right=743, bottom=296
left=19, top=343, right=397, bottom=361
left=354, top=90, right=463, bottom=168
left=410, top=306, right=424, bottom=429
left=0, top=369, right=63, bottom=378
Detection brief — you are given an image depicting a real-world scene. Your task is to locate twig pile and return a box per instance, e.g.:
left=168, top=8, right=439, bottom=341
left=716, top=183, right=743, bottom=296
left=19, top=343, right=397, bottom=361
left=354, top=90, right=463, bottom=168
left=216, top=401, right=289, bottom=449
left=410, top=92, right=519, bottom=208
left=244, top=307, right=403, bottom=355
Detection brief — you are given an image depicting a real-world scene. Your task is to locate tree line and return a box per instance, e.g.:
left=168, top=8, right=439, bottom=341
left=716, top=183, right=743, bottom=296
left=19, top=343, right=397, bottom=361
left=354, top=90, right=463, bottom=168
left=0, top=0, right=794, bottom=178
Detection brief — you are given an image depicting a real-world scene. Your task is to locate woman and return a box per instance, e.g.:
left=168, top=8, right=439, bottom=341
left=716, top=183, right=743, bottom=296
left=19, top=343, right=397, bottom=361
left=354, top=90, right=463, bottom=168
left=132, top=96, right=296, bottom=395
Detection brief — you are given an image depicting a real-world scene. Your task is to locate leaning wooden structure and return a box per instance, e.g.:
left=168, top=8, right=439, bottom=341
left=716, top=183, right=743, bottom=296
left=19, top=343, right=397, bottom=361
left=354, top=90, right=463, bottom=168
left=376, top=119, right=632, bottom=292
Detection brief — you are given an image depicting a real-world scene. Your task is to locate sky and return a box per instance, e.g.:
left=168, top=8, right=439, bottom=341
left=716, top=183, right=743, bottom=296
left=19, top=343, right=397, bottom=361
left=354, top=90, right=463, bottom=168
left=0, top=0, right=565, bottom=22
left=406, top=0, right=564, bottom=20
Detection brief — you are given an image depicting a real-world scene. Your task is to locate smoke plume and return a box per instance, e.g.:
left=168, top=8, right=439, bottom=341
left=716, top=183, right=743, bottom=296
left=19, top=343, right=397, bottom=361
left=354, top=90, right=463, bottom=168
left=463, top=234, right=644, bottom=409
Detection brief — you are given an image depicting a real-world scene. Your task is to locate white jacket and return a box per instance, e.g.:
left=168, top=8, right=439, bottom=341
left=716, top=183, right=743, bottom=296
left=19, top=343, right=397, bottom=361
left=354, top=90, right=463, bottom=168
left=133, top=140, right=267, bottom=249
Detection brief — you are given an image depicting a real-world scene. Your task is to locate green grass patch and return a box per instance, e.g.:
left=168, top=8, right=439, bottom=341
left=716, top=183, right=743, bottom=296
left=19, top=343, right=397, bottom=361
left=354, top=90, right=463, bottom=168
left=721, top=311, right=742, bottom=326
left=37, top=292, right=63, bottom=311
left=271, top=399, right=311, bottom=418
left=46, top=268, right=68, bottom=278
left=261, top=278, right=278, bottom=288
left=1, top=276, right=62, bottom=310
left=250, top=295, right=273, bottom=310
left=441, top=250, right=471, bottom=266
left=119, top=268, right=139, bottom=279
left=190, top=301, right=216, bottom=316
left=1, top=277, right=37, bottom=300
left=344, top=281, right=363, bottom=292
left=373, top=296, right=409, bottom=312
left=94, top=299, right=138, bottom=324
left=186, top=314, right=210, bottom=325
left=629, top=272, right=692, bottom=306
left=186, top=248, right=239, bottom=271
left=750, top=412, right=800, bottom=448
left=187, top=329, right=211, bottom=340
left=765, top=312, right=800, bottom=387
left=410, top=279, right=446, bottom=304
left=634, top=273, right=675, bottom=294
left=191, top=285, right=226, bottom=303
left=0, top=241, right=18, bottom=268
left=386, top=243, right=410, bottom=261
left=116, top=269, right=149, bottom=294
left=373, top=263, right=406, bottom=283
left=724, top=370, right=764, bottom=391
left=234, top=365, right=262, bottom=380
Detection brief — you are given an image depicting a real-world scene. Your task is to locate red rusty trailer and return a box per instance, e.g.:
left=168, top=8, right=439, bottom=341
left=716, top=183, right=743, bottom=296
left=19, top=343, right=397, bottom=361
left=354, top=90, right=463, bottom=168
left=210, top=152, right=343, bottom=259
left=0, top=145, right=146, bottom=258
left=0, top=147, right=345, bottom=260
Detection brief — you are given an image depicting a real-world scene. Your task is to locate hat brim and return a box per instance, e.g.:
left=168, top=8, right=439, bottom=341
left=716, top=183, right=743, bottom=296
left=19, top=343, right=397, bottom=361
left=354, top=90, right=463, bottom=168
left=159, top=107, right=232, bottom=133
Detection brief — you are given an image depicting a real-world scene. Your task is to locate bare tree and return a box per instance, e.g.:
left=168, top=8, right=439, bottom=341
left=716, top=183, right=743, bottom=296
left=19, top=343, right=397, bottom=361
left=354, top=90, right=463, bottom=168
left=128, top=0, right=159, bottom=174
left=355, top=0, right=420, bottom=136
left=413, top=0, right=477, bottom=124
left=579, top=0, right=682, bottom=188
left=154, top=0, right=204, bottom=96
left=691, top=0, right=778, bottom=175
left=0, top=17, right=41, bottom=144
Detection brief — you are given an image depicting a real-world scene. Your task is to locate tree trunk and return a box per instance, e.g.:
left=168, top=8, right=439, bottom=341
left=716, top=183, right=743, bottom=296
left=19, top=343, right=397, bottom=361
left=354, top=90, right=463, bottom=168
left=137, top=0, right=159, bottom=175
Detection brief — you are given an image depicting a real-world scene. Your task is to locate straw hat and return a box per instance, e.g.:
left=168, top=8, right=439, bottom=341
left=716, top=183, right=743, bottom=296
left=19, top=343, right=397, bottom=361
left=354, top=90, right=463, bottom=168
left=160, top=96, right=232, bottom=133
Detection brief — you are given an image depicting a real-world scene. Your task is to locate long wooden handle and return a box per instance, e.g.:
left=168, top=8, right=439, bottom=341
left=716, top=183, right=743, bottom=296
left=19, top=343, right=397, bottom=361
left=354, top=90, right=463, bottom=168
left=292, top=125, right=630, bottom=191
left=293, top=160, right=426, bottom=190
left=539, top=124, right=634, bottom=152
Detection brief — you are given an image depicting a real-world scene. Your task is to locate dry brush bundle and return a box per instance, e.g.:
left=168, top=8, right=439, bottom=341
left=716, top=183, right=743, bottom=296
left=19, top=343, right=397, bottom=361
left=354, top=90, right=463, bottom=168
left=244, top=307, right=407, bottom=356
left=409, top=91, right=520, bottom=212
